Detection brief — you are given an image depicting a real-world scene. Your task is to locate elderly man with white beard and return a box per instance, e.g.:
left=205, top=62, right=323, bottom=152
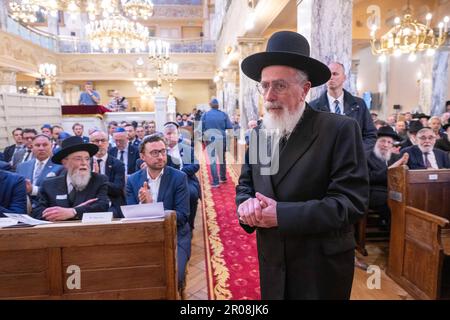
left=366, top=126, right=409, bottom=228
left=32, top=136, right=109, bottom=221
left=235, top=31, right=369, bottom=299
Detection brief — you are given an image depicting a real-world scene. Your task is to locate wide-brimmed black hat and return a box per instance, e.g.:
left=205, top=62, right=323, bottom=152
left=241, top=31, right=331, bottom=87
left=408, top=120, right=424, bottom=134
left=377, top=126, right=402, bottom=141
left=51, top=136, right=98, bottom=164
left=412, top=112, right=430, bottom=120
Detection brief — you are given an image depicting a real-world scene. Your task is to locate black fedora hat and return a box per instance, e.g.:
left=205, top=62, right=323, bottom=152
left=407, top=120, right=424, bottom=134
left=241, top=31, right=331, bottom=87
left=51, top=136, right=98, bottom=164
left=377, top=126, right=401, bottom=141
left=412, top=112, right=430, bottom=120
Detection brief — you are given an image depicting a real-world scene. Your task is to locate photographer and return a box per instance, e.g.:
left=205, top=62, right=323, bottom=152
left=107, top=90, right=129, bottom=112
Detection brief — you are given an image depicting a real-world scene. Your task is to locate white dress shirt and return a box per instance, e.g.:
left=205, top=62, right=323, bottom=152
left=146, top=169, right=164, bottom=202
left=93, top=154, right=108, bottom=175
left=117, top=147, right=128, bottom=171
left=168, top=144, right=183, bottom=169
left=423, top=150, right=439, bottom=169
left=31, top=157, right=50, bottom=196
left=327, top=92, right=344, bottom=115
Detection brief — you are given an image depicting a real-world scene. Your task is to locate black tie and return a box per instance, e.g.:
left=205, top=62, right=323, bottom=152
left=97, top=159, right=103, bottom=174
left=424, top=152, right=432, bottom=168
left=24, top=150, right=32, bottom=162
left=68, top=186, right=76, bottom=206
left=119, top=150, right=125, bottom=163
left=279, top=134, right=288, bottom=152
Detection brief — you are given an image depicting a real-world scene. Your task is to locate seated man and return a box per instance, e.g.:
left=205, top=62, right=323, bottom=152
left=108, top=127, right=139, bottom=175
left=16, top=134, right=64, bottom=210
left=401, top=127, right=450, bottom=169
left=90, top=130, right=126, bottom=218
left=107, top=90, right=128, bottom=112
left=435, top=122, right=450, bottom=152
left=0, top=169, right=27, bottom=216
left=32, top=136, right=110, bottom=221
left=164, top=122, right=201, bottom=230
left=400, top=120, right=423, bottom=150
left=126, top=134, right=191, bottom=292
left=367, top=126, right=409, bottom=227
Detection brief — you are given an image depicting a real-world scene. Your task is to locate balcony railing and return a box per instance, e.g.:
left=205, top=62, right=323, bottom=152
left=4, top=16, right=215, bottom=54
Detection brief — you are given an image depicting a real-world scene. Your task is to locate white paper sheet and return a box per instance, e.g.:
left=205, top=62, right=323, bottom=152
left=0, top=218, right=19, bottom=228
left=120, top=202, right=165, bottom=220
left=3, top=213, right=52, bottom=225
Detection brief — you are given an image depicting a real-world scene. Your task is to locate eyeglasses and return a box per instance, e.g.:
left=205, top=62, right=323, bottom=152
left=418, top=135, right=436, bottom=141
left=256, top=79, right=298, bottom=95
left=148, top=149, right=167, bottom=158
left=91, top=139, right=107, bottom=143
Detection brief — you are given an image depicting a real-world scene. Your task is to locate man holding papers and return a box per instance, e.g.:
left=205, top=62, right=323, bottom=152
left=126, top=133, right=191, bottom=296
left=32, top=136, right=109, bottom=221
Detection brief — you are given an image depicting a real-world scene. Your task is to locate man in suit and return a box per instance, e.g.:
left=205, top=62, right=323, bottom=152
left=309, top=61, right=377, bottom=152
left=0, top=169, right=27, bottom=216
left=16, top=135, right=64, bottom=210
left=235, top=31, right=369, bottom=299
left=400, top=120, right=423, bottom=150
left=401, top=127, right=450, bottom=170
left=32, top=136, right=109, bottom=221
left=72, top=123, right=90, bottom=144
left=126, top=134, right=191, bottom=293
left=90, top=130, right=125, bottom=218
left=435, top=122, right=450, bottom=152
left=201, top=98, right=233, bottom=187
left=164, top=122, right=201, bottom=230
left=367, top=127, right=409, bottom=227
left=124, top=123, right=141, bottom=148
left=108, top=127, right=139, bottom=175
left=11, top=128, right=37, bottom=171
left=3, top=127, right=24, bottom=163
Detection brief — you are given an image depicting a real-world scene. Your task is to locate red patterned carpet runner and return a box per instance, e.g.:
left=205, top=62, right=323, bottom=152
left=199, top=151, right=261, bottom=300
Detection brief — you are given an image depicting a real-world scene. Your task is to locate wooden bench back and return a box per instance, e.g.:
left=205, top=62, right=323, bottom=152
left=0, top=211, right=177, bottom=300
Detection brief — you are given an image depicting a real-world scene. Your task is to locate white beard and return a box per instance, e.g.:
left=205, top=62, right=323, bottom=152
left=262, top=101, right=304, bottom=136
left=374, top=147, right=392, bottom=163
left=69, top=169, right=91, bottom=191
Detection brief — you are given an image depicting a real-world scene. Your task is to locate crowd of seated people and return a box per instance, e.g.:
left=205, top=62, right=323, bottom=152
left=0, top=117, right=204, bottom=296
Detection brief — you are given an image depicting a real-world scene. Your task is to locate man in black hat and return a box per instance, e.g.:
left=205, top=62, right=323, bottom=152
left=399, top=120, right=423, bottom=150
left=309, top=61, right=377, bottom=152
left=235, top=31, right=369, bottom=299
left=32, top=136, right=109, bottom=221
left=412, top=112, right=430, bottom=127
left=435, top=122, right=450, bottom=152
left=367, top=127, right=409, bottom=227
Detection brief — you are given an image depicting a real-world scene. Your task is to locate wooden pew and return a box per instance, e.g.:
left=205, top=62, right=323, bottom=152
left=387, top=166, right=450, bottom=299
left=0, top=211, right=178, bottom=300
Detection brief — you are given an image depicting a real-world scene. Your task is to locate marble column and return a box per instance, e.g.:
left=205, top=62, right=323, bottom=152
left=378, top=57, right=390, bottom=120
left=154, top=93, right=168, bottom=132
left=223, top=67, right=238, bottom=117
left=418, top=55, right=434, bottom=114
left=297, top=0, right=353, bottom=100
left=0, top=0, right=7, bottom=31
left=430, top=51, right=449, bottom=116
left=54, top=80, right=65, bottom=104
left=0, top=68, right=17, bottom=94
left=237, top=37, right=265, bottom=140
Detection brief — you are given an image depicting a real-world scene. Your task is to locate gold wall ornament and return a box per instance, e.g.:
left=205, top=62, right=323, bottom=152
left=370, top=0, right=449, bottom=62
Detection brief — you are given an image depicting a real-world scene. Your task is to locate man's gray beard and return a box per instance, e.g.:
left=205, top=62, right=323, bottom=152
left=262, top=102, right=303, bottom=136
left=69, top=169, right=91, bottom=191
left=374, top=147, right=392, bottom=163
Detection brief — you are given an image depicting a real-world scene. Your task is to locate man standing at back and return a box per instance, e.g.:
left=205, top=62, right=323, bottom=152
left=310, top=62, right=377, bottom=152
left=79, top=81, right=100, bottom=106
left=201, top=98, right=233, bottom=187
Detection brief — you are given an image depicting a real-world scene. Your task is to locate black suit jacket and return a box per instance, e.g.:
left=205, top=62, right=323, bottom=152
left=309, top=89, right=377, bottom=152
left=108, top=144, right=139, bottom=175
left=32, top=173, right=110, bottom=220
left=3, top=144, right=17, bottom=163
left=401, top=145, right=450, bottom=169
left=366, top=151, right=400, bottom=193
left=236, top=105, right=369, bottom=299
left=91, top=156, right=126, bottom=218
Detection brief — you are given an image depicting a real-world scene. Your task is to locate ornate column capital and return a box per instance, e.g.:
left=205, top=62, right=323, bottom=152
left=237, top=37, right=266, bottom=60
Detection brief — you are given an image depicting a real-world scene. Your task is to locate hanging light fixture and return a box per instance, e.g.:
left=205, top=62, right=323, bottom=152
left=38, top=63, right=57, bottom=96
left=9, top=0, right=40, bottom=23
left=162, top=62, right=178, bottom=95
left=122, top=0, right=154, bottom=20
left=86, top=12, right=149, bottom=53
left=370, top=0, right=449, bottom=61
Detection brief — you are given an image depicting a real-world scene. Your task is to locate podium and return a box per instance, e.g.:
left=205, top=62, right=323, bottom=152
left=0, top=212, right=178, bottom=299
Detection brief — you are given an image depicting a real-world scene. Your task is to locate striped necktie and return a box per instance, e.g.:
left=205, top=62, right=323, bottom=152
left=334, top=100, right=341, bottom=115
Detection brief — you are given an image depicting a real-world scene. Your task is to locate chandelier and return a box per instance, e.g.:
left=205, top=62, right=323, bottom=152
left=9, top=0, right=40, bottom=23
left=162, top=62, right=178, bottom=95
left=370, top=1, right=449, bottom=61
left=122, top=0, right=154, bottom=20
left=86, top=13, right=149, bottom=53
left=38, top=63, right=57, bottom=96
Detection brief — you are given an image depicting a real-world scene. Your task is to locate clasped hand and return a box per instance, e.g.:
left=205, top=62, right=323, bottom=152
left=237, top=192, right=278, bottom=228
